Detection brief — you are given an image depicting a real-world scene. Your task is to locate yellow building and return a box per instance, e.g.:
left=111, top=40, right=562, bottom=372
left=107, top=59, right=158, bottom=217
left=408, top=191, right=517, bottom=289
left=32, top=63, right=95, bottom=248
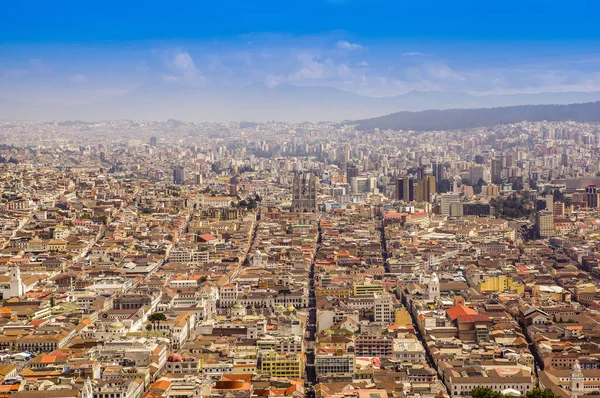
left=479, top=275, right=524, bottom=294
left=47, top=239, right=67, bottom=252
left=260, top=353, right=304, bottom=378
left=352, top=282, right=385, bottom=297
left=395, top=307, right=412, bottom=327
left=316, top=287, right=352, bottom=299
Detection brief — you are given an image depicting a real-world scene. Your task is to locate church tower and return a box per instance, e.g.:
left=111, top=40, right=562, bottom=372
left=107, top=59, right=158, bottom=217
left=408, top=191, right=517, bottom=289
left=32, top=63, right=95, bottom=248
left=571, top=360, right=584, bottom=398
left=428, top=273, right=440, bottom=301
left=9, top=266, right=24, bottom=298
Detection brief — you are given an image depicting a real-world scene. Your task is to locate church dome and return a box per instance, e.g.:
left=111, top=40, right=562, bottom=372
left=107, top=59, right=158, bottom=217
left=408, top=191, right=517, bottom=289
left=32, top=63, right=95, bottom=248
left=108, top=320, right=125, bottom=330
left=167, top=353, right=183, bottom=362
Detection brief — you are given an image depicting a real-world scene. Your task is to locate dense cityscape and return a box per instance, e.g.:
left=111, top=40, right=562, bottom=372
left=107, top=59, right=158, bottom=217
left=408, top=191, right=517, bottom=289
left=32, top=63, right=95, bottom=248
left=0, top=119, right=598, bottom=398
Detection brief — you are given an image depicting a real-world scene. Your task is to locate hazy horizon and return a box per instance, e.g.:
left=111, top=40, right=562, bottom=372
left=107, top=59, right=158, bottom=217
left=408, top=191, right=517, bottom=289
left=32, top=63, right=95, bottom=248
left=3, top=1, right=600, bottom=122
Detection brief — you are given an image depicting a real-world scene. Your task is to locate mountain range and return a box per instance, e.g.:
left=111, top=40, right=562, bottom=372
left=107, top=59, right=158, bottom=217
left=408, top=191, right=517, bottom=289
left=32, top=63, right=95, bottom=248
left=352, top=101, right=600, bottom=131
left=2, top=83, right=600, bottom=123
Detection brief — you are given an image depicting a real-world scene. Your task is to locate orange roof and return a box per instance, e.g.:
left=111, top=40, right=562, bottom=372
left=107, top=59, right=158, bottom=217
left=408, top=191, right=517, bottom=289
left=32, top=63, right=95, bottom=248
left=150, top=380, right=171, bottom=392
left=222, top=374, right=252, bottom=382
left=198, top=233, right=217, bottom=241
left=40, top=355, right=57, bottom=364
left=446, top=305, right=478, bottom=321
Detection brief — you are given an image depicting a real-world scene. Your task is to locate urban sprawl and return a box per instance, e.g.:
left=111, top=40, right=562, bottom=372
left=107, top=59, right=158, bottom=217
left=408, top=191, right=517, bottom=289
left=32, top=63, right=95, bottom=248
left=0, top=119, right=599, bottom=398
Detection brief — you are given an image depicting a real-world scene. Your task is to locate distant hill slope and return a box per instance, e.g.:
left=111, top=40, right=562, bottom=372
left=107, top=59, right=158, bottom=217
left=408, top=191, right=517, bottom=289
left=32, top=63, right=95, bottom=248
left=352, top=101, right=600, bottom=131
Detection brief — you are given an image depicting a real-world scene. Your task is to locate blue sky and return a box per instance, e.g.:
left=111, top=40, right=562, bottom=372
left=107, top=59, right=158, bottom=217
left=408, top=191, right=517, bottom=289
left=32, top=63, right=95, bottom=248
left=2, top=0, right=600, bottom=105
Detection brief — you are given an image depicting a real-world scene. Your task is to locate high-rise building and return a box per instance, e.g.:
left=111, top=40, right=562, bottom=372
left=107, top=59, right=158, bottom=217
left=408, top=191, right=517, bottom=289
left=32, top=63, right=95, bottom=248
left=536, top=211, right=555, bottom=238
left=469, top=165, right=485, bottom=185
left=195, top=173, right=203, bottom=185
left=291, top=173, right=318, bottom=212
left=396, top=176, right=415, bottom=202
left=553, top=201, right=565, bottom=216
left=416, top=176, right=436, bottom=203
left=561, top=153, right=569, bottom=167
left=432, top=162, right=445, bottom=184
left=545, top=194, right=554, bottom=212
left=440, top=193, right=460, bottom=217
left=149, top=136, right=158, bottom=147
left=395, top=178, right=404, bottom=201
left=491, top=158, right=502, bottom=183
left=173, top=166, right=185, bottom=185
left=346, top=164, right=359, bottom=182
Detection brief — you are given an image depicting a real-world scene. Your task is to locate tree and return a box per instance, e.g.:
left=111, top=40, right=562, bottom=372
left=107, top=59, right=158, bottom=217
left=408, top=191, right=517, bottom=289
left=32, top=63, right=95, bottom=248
left=148, top=312, right=167, bottom=331
left=472, top=387, right=502, bottom=398
left=437, top=179, right=451, bottom=193
left=525, top=388, right=561, bottom=398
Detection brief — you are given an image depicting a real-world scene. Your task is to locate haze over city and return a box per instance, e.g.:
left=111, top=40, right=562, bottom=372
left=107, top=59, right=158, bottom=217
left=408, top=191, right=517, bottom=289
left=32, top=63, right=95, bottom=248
left=3, top=2, right=600, bottom=398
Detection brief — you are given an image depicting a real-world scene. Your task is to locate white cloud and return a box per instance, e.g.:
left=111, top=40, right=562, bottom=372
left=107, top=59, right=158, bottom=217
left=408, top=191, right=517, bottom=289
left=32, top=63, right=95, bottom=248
left=289, top=55, right=353, bottom=82
left=163, top=51, right=204, bottom=85
left=425, top=63, right=464, bottom=81
left=172, top=52, right=199, bottom=76
left=402, top=52, right=427, bottom=57
left=357, top=60, right=369, bottom=66
left=265, top=74, right=284, bottom=88
left=70, top=74, right=87, bottom=83
left=336, top=40, right=363, bottom=51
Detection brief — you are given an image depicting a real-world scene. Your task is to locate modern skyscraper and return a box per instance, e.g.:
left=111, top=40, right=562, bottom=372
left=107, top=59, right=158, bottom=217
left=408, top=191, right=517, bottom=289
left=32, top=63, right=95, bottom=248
left=469, top=165, right=485, bottom=185
left=491, top=158, right=502, bottom=183
left=149, top=136, right=158, bottom=147
left=416, top=175, right=436, bottom=203
left=432, top=162, right=445, bottom=184
left=395, top=177, right=404, bottom=201
left=545, top=194, right=554, bottom=212
left=173, top=166, right=185, bottom=185
left=396, top=176, right=415, bottom=202
left=346, top=164, right=359, bottom=182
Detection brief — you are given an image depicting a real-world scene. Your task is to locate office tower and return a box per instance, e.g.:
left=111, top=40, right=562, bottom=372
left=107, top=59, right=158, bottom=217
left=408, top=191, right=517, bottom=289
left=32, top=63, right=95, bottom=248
left=336, top=149, right=350, bottom=165
left=173, top=166, right=185, bottom=185
left=536, top=211, right=555, bottom=238
left=545, top=194, right=553, bottom=211
left=432, top=162, right=445, bottom=184
left=149, top=136, right=158, bottom=147
left=553, top=201, right=565, bottom=216
left=416, top=175, right=436, bottom=203
left=586, top=185, right=599, bottom=208
left=474, top=155, right=485, bottom=164
left=395, top=178, right=404, bottom=201
left=504, top=154, right=514, bottom=168
left=449, top=202, right=464, bottom=217
left=469, top=165, right=485, bottom=185
left=195, top=173, right=202, bottom=185
left=491, top=158, right=502, bottom=183
left=402, top=177, right=415, bottom=202
left=346, top=164, right=359, bottom=182
left=561, top=153, right=569, bottom=167
left=440, top=193, right=460, bottom=217
left=291, top=173, right=318, bottom=212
